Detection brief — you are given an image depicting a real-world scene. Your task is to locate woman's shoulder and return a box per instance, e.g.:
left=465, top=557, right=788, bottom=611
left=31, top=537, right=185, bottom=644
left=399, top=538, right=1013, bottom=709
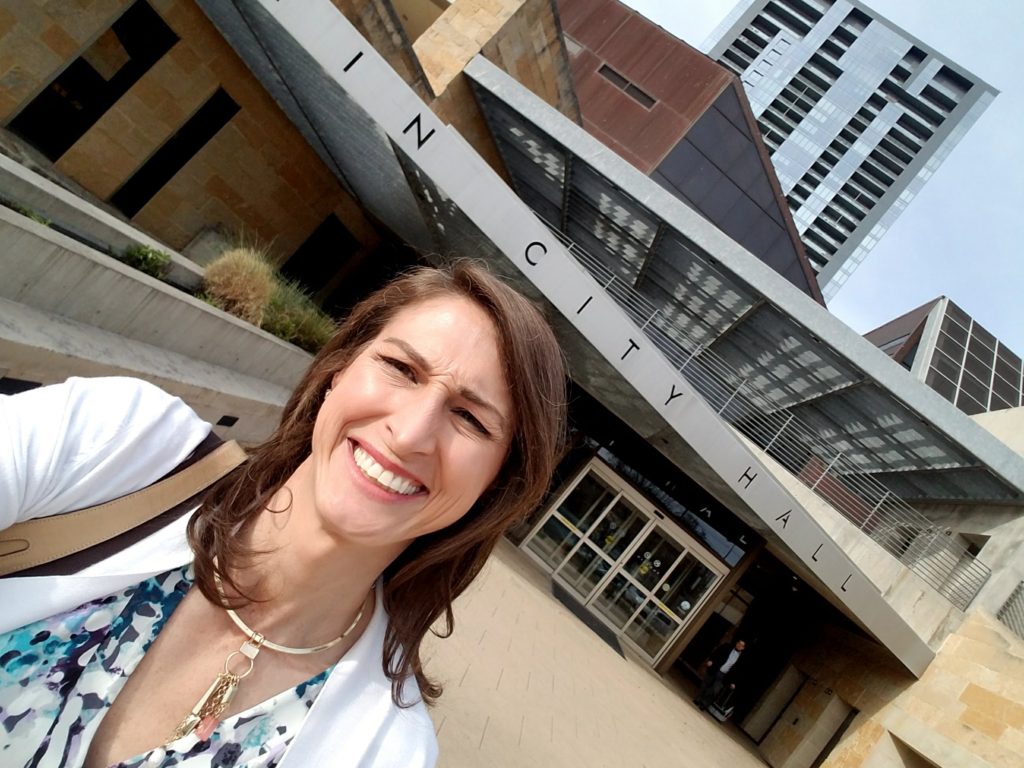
left=7, top=375, right=205, bottom=433
left=0, top=376, right=211, bottom=527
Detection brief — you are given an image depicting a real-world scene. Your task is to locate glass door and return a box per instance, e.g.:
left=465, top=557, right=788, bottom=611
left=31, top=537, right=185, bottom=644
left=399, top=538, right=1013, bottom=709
left=524, top=470, right=619, bottom=569
left=624, top=553, right=719, bottom=659
left=522, top=459, right=727, bottom=665
left=591, top=529, right=682, bottom=629
left=555, top=495, right=649, bottom=601
left=589, top=529, right=722, bottom=663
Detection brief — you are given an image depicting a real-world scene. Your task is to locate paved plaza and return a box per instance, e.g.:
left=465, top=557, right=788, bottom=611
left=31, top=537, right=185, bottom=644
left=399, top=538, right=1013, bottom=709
left=423, top=541, right=768, bottom=767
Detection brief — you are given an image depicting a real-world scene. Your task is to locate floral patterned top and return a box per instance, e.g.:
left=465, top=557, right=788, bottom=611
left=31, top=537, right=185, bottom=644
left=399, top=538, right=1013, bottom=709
left=0, top=565, right=331, bottom=768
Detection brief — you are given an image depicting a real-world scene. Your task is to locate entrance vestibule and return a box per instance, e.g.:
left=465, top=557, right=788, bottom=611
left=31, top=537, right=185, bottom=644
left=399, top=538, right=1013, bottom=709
left=522, top=459, right=726, bottom=664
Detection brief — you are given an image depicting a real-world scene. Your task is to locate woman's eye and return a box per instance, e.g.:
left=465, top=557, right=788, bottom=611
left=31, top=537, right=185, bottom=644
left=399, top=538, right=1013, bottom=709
left=382, top=356, right=416, bottom=381
left=454, top=408, right=489, bottom=436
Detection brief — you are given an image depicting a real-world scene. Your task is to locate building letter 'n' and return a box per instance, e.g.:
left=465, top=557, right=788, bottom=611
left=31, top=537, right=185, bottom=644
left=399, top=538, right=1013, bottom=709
left=402, top=114, right=436, bottom=150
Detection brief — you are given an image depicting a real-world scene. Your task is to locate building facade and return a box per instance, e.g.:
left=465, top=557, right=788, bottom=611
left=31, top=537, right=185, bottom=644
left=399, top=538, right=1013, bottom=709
left=2, top=2, right=1023, bottom=767
left=557, top=0, right=823, bottom=302
left=706, top=0, right=996, bottom=299
left=866, top=297, right=1024, bottom=416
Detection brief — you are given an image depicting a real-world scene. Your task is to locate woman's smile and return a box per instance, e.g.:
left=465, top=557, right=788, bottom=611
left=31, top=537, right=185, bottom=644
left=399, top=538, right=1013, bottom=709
left=349, top=440, right=426, bottom=497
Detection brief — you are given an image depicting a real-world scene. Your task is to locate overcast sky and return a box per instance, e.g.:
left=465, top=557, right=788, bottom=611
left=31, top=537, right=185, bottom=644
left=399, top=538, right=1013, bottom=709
left=621, top=0, right=1024, bottom=351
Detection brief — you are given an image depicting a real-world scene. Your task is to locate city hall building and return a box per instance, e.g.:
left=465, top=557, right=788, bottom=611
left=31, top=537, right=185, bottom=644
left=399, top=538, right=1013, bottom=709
left=1, top=1, right=1022, bottom=766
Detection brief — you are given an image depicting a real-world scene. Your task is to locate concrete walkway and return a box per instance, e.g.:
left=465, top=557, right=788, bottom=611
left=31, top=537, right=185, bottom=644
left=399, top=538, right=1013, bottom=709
left=423, top=541, right=768, bottom=767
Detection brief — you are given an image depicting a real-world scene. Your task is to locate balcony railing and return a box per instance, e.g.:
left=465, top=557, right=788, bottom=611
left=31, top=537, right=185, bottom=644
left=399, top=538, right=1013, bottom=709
left=543, top=219, right=990, bottom=611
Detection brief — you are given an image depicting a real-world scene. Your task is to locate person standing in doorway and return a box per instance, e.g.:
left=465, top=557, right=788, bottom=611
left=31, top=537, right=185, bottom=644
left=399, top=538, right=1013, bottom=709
left=694, top=639, right=746, bottom=711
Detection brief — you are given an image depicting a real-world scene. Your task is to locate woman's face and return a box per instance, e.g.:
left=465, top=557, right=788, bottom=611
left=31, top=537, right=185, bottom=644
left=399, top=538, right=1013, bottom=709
left=308, top=295, right=513, bottom=552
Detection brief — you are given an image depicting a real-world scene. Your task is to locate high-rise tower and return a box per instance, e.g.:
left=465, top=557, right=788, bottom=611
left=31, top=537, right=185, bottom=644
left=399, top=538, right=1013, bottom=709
left=706, top=0, right=996, bottom=299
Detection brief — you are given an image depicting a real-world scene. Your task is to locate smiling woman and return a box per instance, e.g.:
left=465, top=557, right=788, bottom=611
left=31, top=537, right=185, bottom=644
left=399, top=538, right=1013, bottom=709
left=0, top=262, right=568, bottom=767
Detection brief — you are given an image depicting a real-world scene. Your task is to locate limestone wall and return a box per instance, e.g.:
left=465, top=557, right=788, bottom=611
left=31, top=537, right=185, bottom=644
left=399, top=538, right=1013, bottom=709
left=414, top=0, right=580, bottom=173
left=1, top=0, right=375, bottom=265
left=753, top=612, right=1024, bottom=767
left=0, top=0, right=131, bottom=123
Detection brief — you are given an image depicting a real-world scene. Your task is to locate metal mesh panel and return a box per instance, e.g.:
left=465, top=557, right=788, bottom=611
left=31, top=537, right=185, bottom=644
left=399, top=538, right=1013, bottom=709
left=542, top=220, right=992, bottom=610
left=997, top=582, right=1024, bottom=640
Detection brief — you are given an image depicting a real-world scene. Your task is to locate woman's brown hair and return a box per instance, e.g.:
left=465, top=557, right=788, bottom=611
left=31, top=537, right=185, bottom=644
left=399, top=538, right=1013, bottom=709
left=188, top=261, right=567, bottom=704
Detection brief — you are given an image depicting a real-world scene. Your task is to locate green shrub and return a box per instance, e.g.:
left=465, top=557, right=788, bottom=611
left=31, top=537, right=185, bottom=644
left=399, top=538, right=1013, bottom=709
left=121, top=243, right=171, bottom=280
left=202, top=247, right=275, bottom=325
left=196, top=291, right=226, bottom=311
left=262, top=279, right=337, bottom=353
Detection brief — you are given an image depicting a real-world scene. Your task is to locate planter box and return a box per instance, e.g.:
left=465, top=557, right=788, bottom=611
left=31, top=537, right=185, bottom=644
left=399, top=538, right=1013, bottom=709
left=0, top=207, right=314, bottom=443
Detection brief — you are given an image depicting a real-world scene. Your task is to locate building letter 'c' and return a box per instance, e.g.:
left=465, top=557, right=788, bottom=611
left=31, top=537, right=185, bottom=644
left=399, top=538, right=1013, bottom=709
left=525, top=241, right=546, bottom=266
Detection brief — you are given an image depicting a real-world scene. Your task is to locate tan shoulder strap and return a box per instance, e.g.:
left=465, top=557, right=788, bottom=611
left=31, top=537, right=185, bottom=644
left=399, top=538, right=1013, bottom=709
left=0, top=439, right=247, bottom=577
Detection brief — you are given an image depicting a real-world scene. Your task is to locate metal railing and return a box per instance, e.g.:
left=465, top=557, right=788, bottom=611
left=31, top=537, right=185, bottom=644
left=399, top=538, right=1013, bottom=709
left=542, top=220, right=991, bottom=610
left=997, top=582, right=1024, bottom=640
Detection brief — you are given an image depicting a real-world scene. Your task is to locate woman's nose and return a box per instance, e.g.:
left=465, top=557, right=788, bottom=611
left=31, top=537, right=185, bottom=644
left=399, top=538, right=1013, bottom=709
left=385, top=389, right=443, bottom=455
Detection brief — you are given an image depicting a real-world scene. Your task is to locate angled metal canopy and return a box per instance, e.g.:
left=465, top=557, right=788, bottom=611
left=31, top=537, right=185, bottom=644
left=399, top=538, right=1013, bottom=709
left=465, top=67, right=1024, bottom=509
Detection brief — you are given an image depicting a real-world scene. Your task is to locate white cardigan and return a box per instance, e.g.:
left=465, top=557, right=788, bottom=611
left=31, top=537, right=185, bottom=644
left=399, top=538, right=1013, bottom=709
left=0, top=377, right=438, bottom=767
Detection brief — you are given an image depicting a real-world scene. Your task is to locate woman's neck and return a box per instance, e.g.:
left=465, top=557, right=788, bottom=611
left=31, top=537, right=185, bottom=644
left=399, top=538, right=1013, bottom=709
left=222, top=459, right=394, bottom=649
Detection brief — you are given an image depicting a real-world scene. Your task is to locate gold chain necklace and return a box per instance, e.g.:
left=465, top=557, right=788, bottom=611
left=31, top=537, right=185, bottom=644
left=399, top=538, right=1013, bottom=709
left=170, top=572, right=371, bottom=742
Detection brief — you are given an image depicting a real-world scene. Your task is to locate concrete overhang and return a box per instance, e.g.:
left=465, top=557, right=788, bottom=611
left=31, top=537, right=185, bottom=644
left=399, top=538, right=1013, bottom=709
left=193, top=0, right=994, bottom=675
left=461, top=59, right=1024, bottom=510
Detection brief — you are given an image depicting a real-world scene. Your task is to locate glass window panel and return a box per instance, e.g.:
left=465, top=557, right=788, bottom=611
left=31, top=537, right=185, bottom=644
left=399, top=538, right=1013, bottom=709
left=963, top=349, right=993, bottom=381
left=971, top=324, right=997, bottom=353
left=625, top=531, right=682, bottom=590
left=526, top=516, right=580, bottom=569
left=925, top=368, right=957, bottom=401
left=990, top=394, right=1015, bottom=412
left=939, top=316, right=968, bottom=346
left=654, top=140, right=712, bottom=201
left=729, top=143, right=767, bottom=193
left=930, top=349, right=962, bottom=382
left=737, top=210, right=784, bottom=257
left=935, top=334, right=965, bottom=365
left=699, top=173, right=744, bottom=224
left=658, top=554, right=719, bottom=620
left=559, top=544, right=612, bottom=600
left=557, top=473, right=616, bottom=533
left=717, top=192, right=763, bottom=244
left=688, top=107, right=748, bottom=169
left=625, top=601, right=681, bottom=657
left=995, top=353, right=1022, bottom=385
left=945, top=302, right=971, bottom=328
left=955, top=391, right=987, bottom=415
left=992, top=375, right=1020, bottom=406
left=967, top=334, right=995, bottom=367
left=959, top=370, right=990, bottom=405
left=592, top=574, right=645, bottom=629
left=586, top=498, right=648, bottom=560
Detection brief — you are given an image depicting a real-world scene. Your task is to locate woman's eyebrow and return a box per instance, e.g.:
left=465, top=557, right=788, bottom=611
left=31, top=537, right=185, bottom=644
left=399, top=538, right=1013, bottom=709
left=382, top=337, right=508, bottom=428
left=383, top=337, right=431, bottom=372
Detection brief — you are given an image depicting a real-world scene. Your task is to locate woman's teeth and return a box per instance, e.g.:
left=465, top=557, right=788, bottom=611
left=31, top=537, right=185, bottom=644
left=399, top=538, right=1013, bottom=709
left=353, top=446, right=422, bottom=495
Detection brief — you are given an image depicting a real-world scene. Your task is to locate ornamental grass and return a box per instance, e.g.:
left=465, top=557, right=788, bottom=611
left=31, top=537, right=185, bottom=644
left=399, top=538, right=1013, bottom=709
left=261, top=278, right=337, bottom=354
left=201, top=246, right=275, bottom=325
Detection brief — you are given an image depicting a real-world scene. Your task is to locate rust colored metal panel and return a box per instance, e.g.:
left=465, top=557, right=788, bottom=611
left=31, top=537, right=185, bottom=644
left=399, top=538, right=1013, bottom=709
left=569, top=47, right=602, bottom=84
left=582, top=119, right=651, bottom=172
left=558, top=0, right=630, bottom=53
left=600, top=14, right=723, bottom=100
left=575, top=73, right=684, bottom=173
left=556, top=0, right=730, bottom=171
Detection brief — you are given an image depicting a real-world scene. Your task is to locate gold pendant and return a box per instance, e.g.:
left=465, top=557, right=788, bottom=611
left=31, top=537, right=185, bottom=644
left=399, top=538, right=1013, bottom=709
left=170, top=671, right=239, bottom=741
left=168, top=631, right=262, bottom=743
